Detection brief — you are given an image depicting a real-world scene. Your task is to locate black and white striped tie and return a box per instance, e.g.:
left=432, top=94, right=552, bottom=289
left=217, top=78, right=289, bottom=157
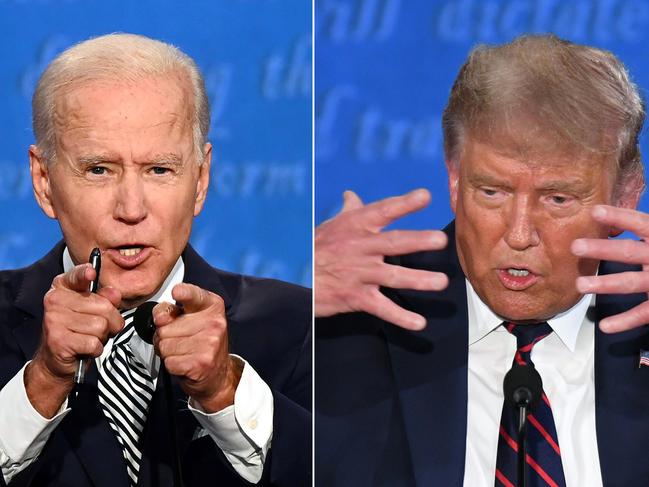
left=98, top=308, right=156, bottom=486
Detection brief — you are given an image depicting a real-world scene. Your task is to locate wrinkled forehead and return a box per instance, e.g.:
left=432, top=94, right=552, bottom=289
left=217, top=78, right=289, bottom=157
left=52, top=72, right=193, bottom=135
left=459, top=110, right=620, bottom=174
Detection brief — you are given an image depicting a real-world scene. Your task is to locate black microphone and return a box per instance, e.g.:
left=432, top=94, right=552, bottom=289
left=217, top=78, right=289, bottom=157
left=131, top=301, right=184, bottom=487
left=503, top=363, right=543, bottom=487
left=504, top=363, right=542, bottom=409
left=133, top=301, right=157, bottom=344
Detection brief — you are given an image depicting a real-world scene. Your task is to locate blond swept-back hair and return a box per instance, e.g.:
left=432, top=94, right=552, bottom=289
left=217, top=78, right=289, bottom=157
left=32, top=33, right=210, bottom=163
left=442, top=34, right=645, bottom=201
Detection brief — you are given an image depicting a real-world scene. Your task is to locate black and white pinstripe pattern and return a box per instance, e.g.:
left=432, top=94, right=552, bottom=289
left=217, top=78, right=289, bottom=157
left=98, top=309, right=155, bottom=487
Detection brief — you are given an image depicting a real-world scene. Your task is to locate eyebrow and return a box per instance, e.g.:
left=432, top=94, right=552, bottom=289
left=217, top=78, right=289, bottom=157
left=535, top=180, right=589, bottom=193
left=75, top=153, right=184, bottom=166
left=149, top=153, right=183, bottom=166
left=469, top=173, right=589, bottom=193
left=77, top=154, right=115, bottom=166
left=468, top=173, right=510, bottom=188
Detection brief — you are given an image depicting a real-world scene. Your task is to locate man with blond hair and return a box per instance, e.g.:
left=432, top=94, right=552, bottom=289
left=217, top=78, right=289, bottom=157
left=316, top=35, right=649, bottom=486
left=0, top=33, right=310, bottom=487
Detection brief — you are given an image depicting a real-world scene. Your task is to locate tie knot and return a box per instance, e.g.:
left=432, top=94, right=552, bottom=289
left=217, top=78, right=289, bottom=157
left=113, top=308, right=137, bottom=348
left=504, top=322, right=553, bottom=365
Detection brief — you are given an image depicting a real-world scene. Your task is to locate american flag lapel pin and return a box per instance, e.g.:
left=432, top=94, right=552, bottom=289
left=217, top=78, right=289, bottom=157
left=639, top=350, right=649, bottom=369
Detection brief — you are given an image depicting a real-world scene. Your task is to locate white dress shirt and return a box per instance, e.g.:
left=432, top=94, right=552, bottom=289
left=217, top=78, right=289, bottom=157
left=0, top=249, right=273, bottom=484
left=462, top=280, right=603, bottom=486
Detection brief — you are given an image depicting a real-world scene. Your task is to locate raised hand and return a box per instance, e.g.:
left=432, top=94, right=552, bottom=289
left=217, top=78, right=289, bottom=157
left=27, top=263, right=123, bottom=417
left=572, top=205, right=649, bottom=333
left=153, top=283, right=242, bottom=412
left=315, top=188, right=449, bottom=330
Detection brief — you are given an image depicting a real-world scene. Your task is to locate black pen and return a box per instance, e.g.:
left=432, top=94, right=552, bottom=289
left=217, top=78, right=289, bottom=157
left=73, top=247, right=101, bottom=385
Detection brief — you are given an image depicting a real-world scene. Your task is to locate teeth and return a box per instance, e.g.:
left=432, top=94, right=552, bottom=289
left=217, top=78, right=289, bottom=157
left=119, top=247, right=142, bottom=257
left=507, top=268, right=529, bottom=277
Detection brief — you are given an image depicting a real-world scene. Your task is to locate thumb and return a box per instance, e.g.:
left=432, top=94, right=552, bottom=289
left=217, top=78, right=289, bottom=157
left=341, top=190, right=364, bottom=213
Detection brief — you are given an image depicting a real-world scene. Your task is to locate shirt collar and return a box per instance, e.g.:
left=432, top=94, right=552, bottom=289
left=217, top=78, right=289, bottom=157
left=466, top=278, right=594, bottom=352
left=62, top=246, right=185, bottom=308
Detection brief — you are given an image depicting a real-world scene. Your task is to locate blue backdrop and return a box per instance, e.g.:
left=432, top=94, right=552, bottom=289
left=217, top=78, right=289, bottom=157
left=0, top=0, right=312, bottom=287
left=315, top=0, right=649, bottom=232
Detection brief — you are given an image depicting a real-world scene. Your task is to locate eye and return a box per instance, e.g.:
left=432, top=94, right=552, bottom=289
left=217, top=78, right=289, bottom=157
left=480, top=188, right=499, bottom=197
left=151, top=166, right=170, bottom=175
left=88, top=166, right=107, bottom=175
left=549, top=194, right=572, bottom=205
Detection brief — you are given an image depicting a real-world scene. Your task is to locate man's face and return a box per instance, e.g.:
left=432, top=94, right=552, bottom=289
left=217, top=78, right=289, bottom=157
left=449, top=138, right=620, bottom=322
left=30, top=74, right=211, bottom=308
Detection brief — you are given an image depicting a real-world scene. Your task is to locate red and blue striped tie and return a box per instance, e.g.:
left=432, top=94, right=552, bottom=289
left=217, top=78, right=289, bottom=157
left=495, top=322, right=567, bottom=487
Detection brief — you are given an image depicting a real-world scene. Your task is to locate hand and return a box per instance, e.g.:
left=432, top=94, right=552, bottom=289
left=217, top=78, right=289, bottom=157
left=27, top=263, right=123, bottom=417
left=572, top=205, right=649, bottom=333
left=153, top=283, right=242, bottom=413
left=315, top=188, right=449, bottom=330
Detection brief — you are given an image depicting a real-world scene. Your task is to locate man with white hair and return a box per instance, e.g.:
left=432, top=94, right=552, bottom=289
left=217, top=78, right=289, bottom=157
left=0, top=34, right=310, bottom=486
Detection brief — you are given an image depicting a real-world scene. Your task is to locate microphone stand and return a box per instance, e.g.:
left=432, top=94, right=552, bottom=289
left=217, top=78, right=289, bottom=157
left=503, top=363, right=542, bottom=487
left=516, top=402, right=529, bottom=487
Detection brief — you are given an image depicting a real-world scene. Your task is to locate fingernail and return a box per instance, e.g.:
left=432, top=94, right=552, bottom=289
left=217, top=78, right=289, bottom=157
left=412, top=316, right=427, bottom=329
left=432, top=232, right=447, bottom=246
left=412, top=189, right=429, bottom=202
left=599, top=319, right=612, bottom=333
left=592, top=206, right=607, bottom=219
left=572, top=240, right=586, bottom=256
left=576, top=276, right=592, bottom=292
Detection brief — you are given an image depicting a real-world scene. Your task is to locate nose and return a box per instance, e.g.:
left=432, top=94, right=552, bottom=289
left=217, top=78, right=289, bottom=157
left=503, top=195, right=540, bottom=251
left=113, top=171, right=147, bottom=224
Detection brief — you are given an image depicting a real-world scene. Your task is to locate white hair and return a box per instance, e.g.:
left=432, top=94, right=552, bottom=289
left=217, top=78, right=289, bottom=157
left=32, top=32, right=210, bottom=163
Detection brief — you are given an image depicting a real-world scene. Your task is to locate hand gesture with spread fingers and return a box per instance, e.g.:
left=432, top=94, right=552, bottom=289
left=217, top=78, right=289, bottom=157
left=315, top=188, right=449, bottom=330
left=572, top=205, right=649, bottom=333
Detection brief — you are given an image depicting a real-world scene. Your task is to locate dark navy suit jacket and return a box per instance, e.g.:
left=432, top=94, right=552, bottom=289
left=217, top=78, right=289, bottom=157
left=316, top=223, right=649, bottom=486
left=0, top=242, right=311, bottom=486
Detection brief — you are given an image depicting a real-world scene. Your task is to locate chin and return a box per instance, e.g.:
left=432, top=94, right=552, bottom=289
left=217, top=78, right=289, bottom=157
left=486, top=294, right=556, bottom=323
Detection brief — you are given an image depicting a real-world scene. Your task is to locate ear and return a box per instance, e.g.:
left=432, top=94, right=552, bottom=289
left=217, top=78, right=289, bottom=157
left=193, top=142, right=212, bottom=217
left=446, top=159, right=460, bottom=214
left=609, top=171, right=643, bottom=237
left=29, top=145, right=57, bottom=219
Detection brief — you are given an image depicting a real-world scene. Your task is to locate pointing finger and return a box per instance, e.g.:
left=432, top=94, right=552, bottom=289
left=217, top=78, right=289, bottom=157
left=53, top=264, right=95, bottom=293
left=152, top=301, right=183, bottom=327
left=171, top=283, right=221, bottom=314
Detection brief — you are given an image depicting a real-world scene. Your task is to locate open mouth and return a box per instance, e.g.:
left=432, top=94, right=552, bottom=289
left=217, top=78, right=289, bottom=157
left=105, top=245, right=152, bottom=269
left=118, top=246, right=143, bottom=257
left=497, top=266, right=539, bottom=291
left=506, top=268, right=530, bottom=277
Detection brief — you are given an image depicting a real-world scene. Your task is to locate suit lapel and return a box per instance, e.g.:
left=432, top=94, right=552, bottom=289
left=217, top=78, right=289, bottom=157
left=137, top=372, right=196, bottom=487
left=385, top=223, right=469, bottom=486
left=11, top=242, right=65, bottom=360
left=61, top=367, right=131, bottom=487
left=12, top=242, right=130, bottom=487
left=594, top=278, right=649, bottom=486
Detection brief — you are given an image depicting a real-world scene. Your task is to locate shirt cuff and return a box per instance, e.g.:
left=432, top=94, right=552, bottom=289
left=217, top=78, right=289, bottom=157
left=189, top=355, right=274, bottom=484
left=0, top=362, right=70, bottom=481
